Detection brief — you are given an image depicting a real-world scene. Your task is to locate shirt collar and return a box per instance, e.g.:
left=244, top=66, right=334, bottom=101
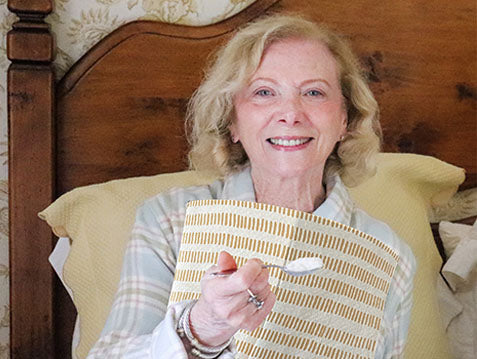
left=220, top=166, right=256, bottom=202
left=221, top=167, right=354, bottom=226
left=312, top=174, right=354, bottom=226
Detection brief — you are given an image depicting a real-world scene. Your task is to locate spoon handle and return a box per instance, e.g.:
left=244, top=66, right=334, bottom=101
left=210, top=269, right=236, bottom=276
left=262, top=264, right=281, bottom=269
left=211, top=265, right=271, bottom=277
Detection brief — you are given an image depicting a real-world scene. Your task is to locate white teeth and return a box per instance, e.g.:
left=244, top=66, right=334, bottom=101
left=269, top=138, right=309, bottom=146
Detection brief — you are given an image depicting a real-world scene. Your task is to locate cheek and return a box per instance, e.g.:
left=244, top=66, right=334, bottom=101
left=233, top=105, right=268, bottom=138
left=311, top=103, right=346, bottom=131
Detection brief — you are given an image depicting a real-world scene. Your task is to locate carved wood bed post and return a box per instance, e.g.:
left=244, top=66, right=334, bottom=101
left=7, top=0, right=55, bottom=358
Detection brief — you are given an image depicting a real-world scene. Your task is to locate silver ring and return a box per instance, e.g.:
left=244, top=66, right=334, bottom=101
left=247, top=289, right=264, bottom=310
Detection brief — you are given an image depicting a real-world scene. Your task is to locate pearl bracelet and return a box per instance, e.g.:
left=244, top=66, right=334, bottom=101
left=177, top=300, right=233, bottom=359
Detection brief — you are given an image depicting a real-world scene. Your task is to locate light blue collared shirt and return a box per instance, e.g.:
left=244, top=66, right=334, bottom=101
left=89, top=167, right=416, bottom=359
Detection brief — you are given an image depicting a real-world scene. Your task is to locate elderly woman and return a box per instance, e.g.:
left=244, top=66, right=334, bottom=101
left=88, top=14, right=415, bottom=359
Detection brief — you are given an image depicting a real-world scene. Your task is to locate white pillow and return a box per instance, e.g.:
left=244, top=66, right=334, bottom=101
left=437, top=220, right=477, bottom=359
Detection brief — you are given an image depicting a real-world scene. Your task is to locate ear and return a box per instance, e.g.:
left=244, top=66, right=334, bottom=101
left=229, top=123, right=239, bottom=143
left=339, top=110, right=348, bottom=138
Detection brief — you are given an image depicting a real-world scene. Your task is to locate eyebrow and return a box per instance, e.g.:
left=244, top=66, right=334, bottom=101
left=249, top=77, right=332, bottom=88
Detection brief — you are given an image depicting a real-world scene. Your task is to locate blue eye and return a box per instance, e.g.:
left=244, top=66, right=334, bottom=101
left=306, top=89, right=323, bottom=97
left=255, top=89, right=273, bottom=96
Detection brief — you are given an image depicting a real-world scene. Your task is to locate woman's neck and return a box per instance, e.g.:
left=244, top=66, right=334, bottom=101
left=251, top=167, right=326, bottom=213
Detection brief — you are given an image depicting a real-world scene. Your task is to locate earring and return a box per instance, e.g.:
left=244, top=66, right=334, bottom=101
left=339, top=135, right=345, bottom=141
left=231, top=136, right=238, bottom=143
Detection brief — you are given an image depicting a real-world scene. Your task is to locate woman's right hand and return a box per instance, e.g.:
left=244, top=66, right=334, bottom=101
left=189, top=251, right=276, bottom=347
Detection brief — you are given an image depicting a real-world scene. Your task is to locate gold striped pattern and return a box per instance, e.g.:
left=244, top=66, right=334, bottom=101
left=169, top=200, right=400, bottom=359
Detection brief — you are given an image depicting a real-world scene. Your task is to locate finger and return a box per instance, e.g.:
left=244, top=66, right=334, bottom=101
left=200, top=269, right=253, bottom=310
left=229, top=289, right=276, bottom=331
left=226, top=292, right=263, bottom=328
left=238, top=284, right=273, bottom=321
left=207, top=289, right=254, bottom=321
left=202, top=258, right=266, bottom=299
left=225, top=258, right=263, bottom=294
left=250, top=283, right=272, bottom=306
left=248, top=266, right=270, bottom=294
left=247, top=280, right=272, bottom=315
left=203, top=263, right=219, bottom=276
left=198, top=283, right=265, bottom=330
left=242, top=290, right=276, bottom=332
left=217, top=251, right=237, bottom=272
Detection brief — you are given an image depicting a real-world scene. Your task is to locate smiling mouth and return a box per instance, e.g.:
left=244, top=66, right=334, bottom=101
left=267, top=137, right=313, bottom=147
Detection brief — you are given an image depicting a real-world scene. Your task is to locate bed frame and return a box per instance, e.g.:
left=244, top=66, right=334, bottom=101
left=7, top=0, right=476, bottom=358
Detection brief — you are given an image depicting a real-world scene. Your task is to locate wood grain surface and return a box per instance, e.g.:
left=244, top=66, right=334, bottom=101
left=7, top=1, right=55, bottom=357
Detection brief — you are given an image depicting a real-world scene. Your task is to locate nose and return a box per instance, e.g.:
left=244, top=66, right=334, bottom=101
left=276, top=96, right=305, bottom=126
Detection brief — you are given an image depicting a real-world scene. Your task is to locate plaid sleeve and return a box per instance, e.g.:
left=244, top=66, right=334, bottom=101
left=87, top=198, right=179, bottom=358
left=87, top=188, right=236, bottom=358
left=381, top=242, right=417, bottom=359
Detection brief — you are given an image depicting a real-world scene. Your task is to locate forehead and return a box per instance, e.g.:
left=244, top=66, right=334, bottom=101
left=251, top=37, right=340, bottom=81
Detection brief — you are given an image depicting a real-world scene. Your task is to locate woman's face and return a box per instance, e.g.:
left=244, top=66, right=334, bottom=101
left=231, top=38, right=347, bottom=179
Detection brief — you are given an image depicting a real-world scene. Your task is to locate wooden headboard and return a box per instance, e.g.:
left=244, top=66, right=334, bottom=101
left=7, top=0, right=476, bottom=357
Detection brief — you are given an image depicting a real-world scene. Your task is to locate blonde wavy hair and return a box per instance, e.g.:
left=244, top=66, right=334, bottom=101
left=186, top=14, right=381, bottom=187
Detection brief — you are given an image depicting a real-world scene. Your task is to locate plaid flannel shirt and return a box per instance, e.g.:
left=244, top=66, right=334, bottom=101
left=87, top=167, right=416, bottom=358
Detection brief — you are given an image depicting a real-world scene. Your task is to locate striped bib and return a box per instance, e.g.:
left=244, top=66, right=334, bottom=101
left=168, top=200, right=399, bottom=359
